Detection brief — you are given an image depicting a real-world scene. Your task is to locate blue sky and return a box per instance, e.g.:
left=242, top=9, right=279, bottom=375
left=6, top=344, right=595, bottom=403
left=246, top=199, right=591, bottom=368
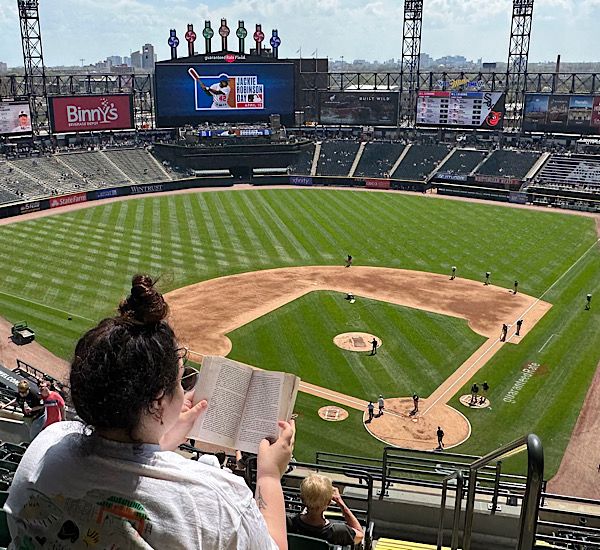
left=0, top=0, right=598, bottom=67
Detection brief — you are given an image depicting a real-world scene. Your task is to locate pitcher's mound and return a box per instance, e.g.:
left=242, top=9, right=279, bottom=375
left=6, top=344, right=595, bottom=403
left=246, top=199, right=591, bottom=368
left=334, top=332, right=382, bottom=352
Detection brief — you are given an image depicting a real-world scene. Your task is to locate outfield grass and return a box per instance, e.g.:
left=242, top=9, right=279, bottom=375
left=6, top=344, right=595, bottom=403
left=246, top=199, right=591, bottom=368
left=227, top=290, right=486, bottom=400
left=0, top=189, right=597, bottom=475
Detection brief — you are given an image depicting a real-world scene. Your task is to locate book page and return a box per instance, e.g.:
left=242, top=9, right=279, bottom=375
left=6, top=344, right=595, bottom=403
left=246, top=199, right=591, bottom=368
left=235, top=370, right=299, bottom=453
left=187, top=356, right=253, bottom=448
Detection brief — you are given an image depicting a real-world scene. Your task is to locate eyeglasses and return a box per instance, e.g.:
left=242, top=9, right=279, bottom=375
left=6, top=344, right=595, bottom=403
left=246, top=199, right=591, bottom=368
left=181, top=365, right=199, bottom=392
left=176, top=347, right=189, bottom=367
left=176, top=347, right=198, bottom=391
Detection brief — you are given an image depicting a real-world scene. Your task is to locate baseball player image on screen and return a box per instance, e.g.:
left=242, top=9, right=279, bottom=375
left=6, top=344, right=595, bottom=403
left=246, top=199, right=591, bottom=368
left=188, top=68, right=233, bottom=109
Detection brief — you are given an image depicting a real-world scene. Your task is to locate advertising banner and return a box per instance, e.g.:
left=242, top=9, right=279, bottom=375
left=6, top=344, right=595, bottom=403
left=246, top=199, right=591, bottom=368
left=0, top=103, right=32, bottom=136
left=49, top=95, right=134, bottom=133
left=319, top=92, right=399, bottom=126
left=130, top=183, right=166, bottom=195
left=475, top=174, right=521, bottom=187
left=365, top=179, right=391, bottom=189
left=289, top=176, right=313, bottom=186
left=94, top=188, right=119, bottom=200
left=49, top=192, right=88, bottom=209
left=509, top=191, right=528, bottom=205
left=523, top=94, right=600, bottom=135
left=416, top=91, right=505, bottom=129
left=19, top=201, right=41, bottom=214
left=155, top=63, right=295, bottom=127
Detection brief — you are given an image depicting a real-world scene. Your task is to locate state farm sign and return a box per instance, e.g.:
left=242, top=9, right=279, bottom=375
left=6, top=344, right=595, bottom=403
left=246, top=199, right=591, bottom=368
left=49, top=94, right=134, bottom=133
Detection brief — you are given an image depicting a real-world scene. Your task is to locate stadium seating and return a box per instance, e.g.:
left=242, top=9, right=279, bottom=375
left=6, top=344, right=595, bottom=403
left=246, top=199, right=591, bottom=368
left=435, top=149, right=488, bottom=177
left=354, top=142, right=406, bottom=178
left=56, top=151, right=129, bottom=188
left=532, top=153, right=600, bottom=190
left=317, top=141, right=361, bottom=177
left=289, top=144, right=316, bottom=175
left=477, top=150, right=541, bottom=179
left=0, top=161, right=52, bottom=200
left=104, top=149, right=172, bottom=183
left=392, top=144, right=451, bottom=181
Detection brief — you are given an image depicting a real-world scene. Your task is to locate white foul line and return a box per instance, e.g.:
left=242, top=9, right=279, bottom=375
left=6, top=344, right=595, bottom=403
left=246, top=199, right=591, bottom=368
left=538, top=334, right=556, bottom=353
left=422, top=236, right=600, bottom=417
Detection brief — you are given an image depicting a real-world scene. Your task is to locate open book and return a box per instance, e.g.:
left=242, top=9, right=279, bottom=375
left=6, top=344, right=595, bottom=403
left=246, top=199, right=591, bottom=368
left=188, top=356, right=300, bottom=454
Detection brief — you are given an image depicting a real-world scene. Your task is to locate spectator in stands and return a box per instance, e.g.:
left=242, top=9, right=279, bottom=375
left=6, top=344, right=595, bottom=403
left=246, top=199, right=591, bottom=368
left=287, top=473, right=364, bottom=546
left=0, top=380, right=45, bottom=440
left=6, top=274, right=294, bottom=548
left=39, top=381, right=65, bottom=429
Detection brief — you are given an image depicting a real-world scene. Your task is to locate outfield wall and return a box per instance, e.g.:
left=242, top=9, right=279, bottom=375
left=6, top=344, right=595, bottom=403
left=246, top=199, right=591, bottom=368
left=0, top=174, right=598, bottom=221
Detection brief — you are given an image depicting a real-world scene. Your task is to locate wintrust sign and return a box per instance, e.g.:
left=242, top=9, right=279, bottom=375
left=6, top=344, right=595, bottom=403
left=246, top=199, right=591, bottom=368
left=49, top=95, right=134, bottom=133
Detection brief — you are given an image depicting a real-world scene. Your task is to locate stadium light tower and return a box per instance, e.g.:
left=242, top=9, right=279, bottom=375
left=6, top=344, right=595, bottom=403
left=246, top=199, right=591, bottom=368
left=399, top=0, right=423, bottom=126
left=506, top=0, right=535, bottom=130
left=18, top=0, right=48, bottom=133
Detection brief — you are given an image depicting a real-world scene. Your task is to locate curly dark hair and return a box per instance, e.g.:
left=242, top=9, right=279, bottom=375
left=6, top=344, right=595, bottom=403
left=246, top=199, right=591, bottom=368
left=70, top=274, right=179, bottom=440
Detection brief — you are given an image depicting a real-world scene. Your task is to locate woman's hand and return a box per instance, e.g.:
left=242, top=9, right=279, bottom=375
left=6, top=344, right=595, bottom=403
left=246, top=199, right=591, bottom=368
left=160, top=390, right=207, bottom=451
left=257, top=420, right=295, bottom=480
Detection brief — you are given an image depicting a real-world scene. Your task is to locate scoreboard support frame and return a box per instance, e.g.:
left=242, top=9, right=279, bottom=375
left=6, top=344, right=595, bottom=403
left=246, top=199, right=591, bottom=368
left=506, top=0, right=535, bottom=130
left=400, top=0, right=423, bottom=127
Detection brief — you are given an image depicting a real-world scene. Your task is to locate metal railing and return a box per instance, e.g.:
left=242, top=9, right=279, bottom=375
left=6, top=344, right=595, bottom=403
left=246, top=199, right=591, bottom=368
left=462, top=433, right=544, bottom=550
left=436, top=469, right=465, bottom=550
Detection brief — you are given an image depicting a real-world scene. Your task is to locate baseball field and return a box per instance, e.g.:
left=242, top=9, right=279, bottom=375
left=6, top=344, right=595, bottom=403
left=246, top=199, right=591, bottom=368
left=0, top=188, right=598, bottom=483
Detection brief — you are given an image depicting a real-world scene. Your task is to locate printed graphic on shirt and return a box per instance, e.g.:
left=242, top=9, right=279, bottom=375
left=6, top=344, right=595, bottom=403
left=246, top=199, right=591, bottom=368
left=13, top=489, right=153, bottom=548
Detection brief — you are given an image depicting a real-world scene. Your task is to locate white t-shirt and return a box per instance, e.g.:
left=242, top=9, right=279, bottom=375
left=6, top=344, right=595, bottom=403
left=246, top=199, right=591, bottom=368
left=209, top=83, right=231, bottom=109
left=5, top=421, right=278, bottom=549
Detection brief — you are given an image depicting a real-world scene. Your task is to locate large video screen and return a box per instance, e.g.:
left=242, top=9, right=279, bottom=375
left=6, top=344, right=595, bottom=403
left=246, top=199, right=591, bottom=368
left=155, top=63, right=295, bottom=127
left=319, top=92, right=399, bottom=125
left=48, top=95, right=134, bottom=133
left=523, top=94, right=600, bottom=135
left=417, top=91, right=505, bottom=129
left=0, top=102, right=32, bottom=136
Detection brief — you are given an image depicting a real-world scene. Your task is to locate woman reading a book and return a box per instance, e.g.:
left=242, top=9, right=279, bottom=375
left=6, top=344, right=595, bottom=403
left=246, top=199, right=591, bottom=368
left=6, top=274, right=294, bottom=549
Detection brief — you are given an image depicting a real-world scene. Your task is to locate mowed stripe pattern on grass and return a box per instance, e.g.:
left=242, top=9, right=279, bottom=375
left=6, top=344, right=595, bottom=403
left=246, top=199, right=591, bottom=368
left=227, top=291, right=487, bottom=401
left=0, top=189, right=597, bottom=471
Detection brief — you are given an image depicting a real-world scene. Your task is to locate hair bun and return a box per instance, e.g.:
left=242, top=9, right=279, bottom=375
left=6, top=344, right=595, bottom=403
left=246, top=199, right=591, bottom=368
left=118, top=274, right=169, bottom=325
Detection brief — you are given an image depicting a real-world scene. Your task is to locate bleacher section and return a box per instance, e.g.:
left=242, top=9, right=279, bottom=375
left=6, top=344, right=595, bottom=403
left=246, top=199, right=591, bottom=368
left=289, top=144, right=315, bottom=175
left=317, top=141, right=361, bottom=177
left=533, top=153, right=600, bottom=191
left=0, top=163, right=25, bottom=203
left=56, top=151, right=129, bottom=188
left=477, top=150, right=541, bottom=179
left=435, top=149, right=488, bottom=178
left=10, top=157, right=83, bottom=194
left=354, top=142, right=405, bottom=178
left=392, top=144, right=451, bottom=181
left=0, top=149, right=181, bottom=206
left=104, top=149, right=171, bottom=183
left=0, top=161, right=52, bottom=200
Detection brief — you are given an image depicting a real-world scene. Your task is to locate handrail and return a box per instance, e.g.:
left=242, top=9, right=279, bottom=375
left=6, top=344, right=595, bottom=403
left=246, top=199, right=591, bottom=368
left=436, top=469, right=464, bottom=550
left=462, top=434, right=543, bottom=550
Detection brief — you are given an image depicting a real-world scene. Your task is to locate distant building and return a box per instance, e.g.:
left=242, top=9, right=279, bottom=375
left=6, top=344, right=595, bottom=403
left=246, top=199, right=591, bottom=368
left=141, top=44, right=155, bottom=71
left=107, top=55, right=122, bottom=67
left=0, top=62, right=7, bottom=74
left=123, top=56, right=131, bottom=66
left=131, top=50, right=142, bottom=69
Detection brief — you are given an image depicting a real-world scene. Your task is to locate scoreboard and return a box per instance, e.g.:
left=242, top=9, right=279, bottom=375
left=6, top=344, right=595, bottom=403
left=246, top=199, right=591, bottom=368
left=417, top=91, right=505, bottom=129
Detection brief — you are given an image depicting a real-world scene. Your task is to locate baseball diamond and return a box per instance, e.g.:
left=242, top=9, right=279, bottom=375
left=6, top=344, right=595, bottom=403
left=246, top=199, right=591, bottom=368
left=0, top=188, right=598, bottom=495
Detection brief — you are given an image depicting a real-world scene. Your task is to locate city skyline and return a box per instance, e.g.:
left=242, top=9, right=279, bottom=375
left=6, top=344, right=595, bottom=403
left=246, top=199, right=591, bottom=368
left=0, top=0, right=599, bottom=68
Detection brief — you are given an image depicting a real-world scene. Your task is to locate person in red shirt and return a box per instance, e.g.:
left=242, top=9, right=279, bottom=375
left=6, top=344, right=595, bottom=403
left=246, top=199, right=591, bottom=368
left=39, top=382, right=65, bottom=429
